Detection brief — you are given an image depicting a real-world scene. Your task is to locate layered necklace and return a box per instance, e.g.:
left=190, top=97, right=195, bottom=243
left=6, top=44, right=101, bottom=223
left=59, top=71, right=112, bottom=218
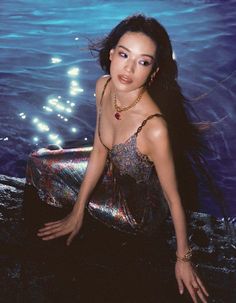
left=113, top=88, right=145, bottom=120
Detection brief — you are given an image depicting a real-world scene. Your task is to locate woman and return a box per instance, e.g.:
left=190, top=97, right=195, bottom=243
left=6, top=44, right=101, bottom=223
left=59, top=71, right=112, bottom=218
left=38, top=14, right=209, bottom=303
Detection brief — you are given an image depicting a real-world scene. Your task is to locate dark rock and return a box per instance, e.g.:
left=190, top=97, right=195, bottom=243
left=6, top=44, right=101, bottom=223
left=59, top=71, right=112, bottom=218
left=190, top=229, right=210, bottom=247
left=0, top=174, right=25, bottom=190
left=0, top=174, right=236, bottom=303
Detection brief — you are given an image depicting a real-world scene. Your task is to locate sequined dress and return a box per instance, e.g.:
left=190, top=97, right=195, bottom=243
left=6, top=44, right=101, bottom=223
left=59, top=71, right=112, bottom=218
left=26, top=79, right=168, bottom=236
left=88, top=78, right=169, bottom=235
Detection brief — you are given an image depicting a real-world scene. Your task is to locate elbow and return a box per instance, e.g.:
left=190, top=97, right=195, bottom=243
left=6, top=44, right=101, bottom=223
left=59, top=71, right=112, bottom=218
left=91, top=145, right=108, bottom=159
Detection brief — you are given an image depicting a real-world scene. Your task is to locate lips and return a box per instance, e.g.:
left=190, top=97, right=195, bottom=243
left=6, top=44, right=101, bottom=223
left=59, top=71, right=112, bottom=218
left=117, top=74, right=133, bottom=84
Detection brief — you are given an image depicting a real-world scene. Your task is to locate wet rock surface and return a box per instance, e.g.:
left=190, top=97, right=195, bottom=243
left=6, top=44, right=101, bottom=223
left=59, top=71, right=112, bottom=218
left=0, top=174, right=236, bottom=303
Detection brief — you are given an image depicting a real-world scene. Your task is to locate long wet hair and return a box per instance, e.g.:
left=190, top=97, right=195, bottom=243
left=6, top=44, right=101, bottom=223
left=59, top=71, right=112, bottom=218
left=90, top=14, right=223, bottom=214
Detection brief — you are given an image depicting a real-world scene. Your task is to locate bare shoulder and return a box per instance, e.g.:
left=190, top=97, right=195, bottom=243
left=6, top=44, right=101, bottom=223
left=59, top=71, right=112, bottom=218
left=143, top=115, right=169, bottom=145
left=95, top=75, right=110, bottom=105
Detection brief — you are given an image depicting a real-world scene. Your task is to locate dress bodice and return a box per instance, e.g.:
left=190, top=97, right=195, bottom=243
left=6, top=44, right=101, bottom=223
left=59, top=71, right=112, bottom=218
left=109, top=133, right=154, bottom=183
left=98, top=77, right=163, bottom=183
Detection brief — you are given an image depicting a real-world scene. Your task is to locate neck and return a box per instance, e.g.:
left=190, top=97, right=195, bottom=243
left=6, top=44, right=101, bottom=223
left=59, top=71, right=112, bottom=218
left=112, top=86, right=144, bottom=107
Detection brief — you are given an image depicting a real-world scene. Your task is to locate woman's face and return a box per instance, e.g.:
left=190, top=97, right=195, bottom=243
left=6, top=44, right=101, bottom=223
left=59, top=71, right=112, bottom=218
left=109, top=31, right=158, bottom=93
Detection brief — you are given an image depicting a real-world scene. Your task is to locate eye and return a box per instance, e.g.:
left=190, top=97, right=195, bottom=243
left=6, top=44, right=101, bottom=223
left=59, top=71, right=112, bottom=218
left=139, top=60, right=152, bottom=66
left=118, top=51, right=128, bottom=58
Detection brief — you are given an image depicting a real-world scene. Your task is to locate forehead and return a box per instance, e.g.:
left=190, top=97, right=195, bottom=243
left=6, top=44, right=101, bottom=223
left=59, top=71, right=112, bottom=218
left=116, top=31, right=157, bottom=55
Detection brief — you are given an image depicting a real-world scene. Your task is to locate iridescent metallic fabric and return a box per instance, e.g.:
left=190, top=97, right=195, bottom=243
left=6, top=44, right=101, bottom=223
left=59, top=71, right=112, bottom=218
left=90, top=77, right=168, bottom=234
left=26, top=140, right=168, bottom=235
left=91, top=110, right=169, bottom=235
left=26, top=146, right=92, bottom=208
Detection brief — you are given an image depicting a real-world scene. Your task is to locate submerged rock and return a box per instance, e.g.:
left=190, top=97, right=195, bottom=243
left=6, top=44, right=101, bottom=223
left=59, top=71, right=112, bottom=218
left=0, top=174, right=235, bottom=303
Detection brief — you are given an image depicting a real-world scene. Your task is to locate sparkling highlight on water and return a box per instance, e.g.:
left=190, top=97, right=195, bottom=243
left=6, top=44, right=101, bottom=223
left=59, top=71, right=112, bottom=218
left=67, top=67, right=79, bottom=77
left=71, top=127, right=77, bottom=133
left=69, top=80, right=83, bottom=96
left=51, top=57, right=62, bottom=64
left=37, top=122, right=50, bottom=132
left=19, top=112, right=26, bottom=119
left=27, top=60, right=85, bottom=145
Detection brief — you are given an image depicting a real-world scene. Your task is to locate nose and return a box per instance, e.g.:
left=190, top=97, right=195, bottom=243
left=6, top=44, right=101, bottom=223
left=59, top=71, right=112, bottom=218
left=124, top=59, right=135, bottom=73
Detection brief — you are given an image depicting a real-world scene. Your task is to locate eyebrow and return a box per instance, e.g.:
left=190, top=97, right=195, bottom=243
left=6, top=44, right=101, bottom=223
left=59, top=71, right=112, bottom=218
left=118, top=45, right=155, bottom=60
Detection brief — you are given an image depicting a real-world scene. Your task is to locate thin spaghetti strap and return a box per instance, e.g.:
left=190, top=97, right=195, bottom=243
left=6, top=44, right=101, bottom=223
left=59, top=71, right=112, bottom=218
left=100, top=76, right=111, bottom=106
left=135, top=113, right=164, bottom=136
left=98, top=77, right=111, bottom=150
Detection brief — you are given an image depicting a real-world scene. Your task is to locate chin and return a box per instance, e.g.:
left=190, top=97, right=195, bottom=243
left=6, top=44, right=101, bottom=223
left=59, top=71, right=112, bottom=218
left=112, top=77, right=142, bottom=93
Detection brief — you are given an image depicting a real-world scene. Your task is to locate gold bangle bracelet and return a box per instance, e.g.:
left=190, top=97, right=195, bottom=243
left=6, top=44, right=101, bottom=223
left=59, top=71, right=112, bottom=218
left=176, top=248, right=193, bottom=262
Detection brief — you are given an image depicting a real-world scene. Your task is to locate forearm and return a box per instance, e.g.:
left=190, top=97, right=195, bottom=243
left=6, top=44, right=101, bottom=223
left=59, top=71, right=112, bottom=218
left=167, top=196, right=190, bottom=256
left=72, top=147, right=108, bottom=215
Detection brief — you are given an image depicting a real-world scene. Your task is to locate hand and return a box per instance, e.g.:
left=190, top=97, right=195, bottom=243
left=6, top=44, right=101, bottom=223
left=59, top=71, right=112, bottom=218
left=175, top=261, right=209, bottom=303
left=37, top=210, right=84, bottom=246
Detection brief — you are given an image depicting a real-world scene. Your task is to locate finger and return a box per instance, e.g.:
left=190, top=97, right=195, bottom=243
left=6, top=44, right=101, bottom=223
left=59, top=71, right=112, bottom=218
left=39, top=222, right=69, bottom=237
left=38, top=223, right=64, bottom=234
left=191, top=279, right=208, bottom=303
left=187, top=285, right=198, bottom=303
left=196, top=289, right=208, bottom=303
left=44, top=220, right=62, bottom=226
left=38, top=226, right=63, bottom=237
left=39, top=228, right=65, bottom=239
left=196, top=276, right=209, bottom=297
left=38, top=222, right=62, bottom=233
left=176, top=277, right=184, bottom=295
left=66, top=229, right=78, bottom=246
left=41, top=229, right=67, bottom=241
left=66, top=235, right=74, bottom=246
left=43, top=220, right=64, bottom=226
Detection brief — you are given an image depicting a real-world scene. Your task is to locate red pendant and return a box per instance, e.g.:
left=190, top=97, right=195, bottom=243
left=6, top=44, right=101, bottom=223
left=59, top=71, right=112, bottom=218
left=115, top=112, right=121, bottom=120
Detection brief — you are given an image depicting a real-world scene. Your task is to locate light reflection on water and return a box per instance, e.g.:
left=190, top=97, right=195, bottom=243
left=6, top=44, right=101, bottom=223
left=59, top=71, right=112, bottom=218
left=27, top=57, right=86, bottom=146
left=0, top=0, right=236, bottom=218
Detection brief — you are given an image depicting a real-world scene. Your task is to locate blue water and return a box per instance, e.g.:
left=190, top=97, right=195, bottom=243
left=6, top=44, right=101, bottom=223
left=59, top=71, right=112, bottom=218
left=0, top=0, right=236, bottom=218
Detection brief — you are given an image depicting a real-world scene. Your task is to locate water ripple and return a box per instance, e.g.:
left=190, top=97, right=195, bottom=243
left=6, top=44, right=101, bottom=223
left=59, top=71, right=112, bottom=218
left=0, top=0, right=236, bottom=218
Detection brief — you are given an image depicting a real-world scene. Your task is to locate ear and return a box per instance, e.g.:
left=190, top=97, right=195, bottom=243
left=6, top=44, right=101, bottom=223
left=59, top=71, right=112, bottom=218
left=147, top=67, right=160, bottom=87
left=109, top=49, right=114, bottom=61
left=151, top=67, right=160, bottom=78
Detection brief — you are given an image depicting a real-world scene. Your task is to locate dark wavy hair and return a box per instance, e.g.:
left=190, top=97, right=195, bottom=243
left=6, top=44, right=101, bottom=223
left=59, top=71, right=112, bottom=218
left=90, top=14, right=225, bottom=215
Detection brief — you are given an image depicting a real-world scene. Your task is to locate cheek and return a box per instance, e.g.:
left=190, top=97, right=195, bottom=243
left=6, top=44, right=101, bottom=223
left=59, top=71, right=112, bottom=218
left=109, top=60, right=118, bottom=76
left=137, top=68, right=152, bottom=81
left=110, top=56, right=124, bottom=73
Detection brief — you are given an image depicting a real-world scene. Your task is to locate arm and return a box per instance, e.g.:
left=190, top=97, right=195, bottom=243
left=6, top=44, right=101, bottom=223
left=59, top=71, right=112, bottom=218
left=144, top=118, right=209, bottom=303
left=145, top=120, right=189, bottom=257
left=37, top=76, right=109, bottom=244
left=72, top=77, right=109, bottom=216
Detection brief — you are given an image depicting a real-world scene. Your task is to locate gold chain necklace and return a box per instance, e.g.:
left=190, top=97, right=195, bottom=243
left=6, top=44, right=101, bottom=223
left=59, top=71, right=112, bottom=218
left=113, top=88, right=145, bottom=120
